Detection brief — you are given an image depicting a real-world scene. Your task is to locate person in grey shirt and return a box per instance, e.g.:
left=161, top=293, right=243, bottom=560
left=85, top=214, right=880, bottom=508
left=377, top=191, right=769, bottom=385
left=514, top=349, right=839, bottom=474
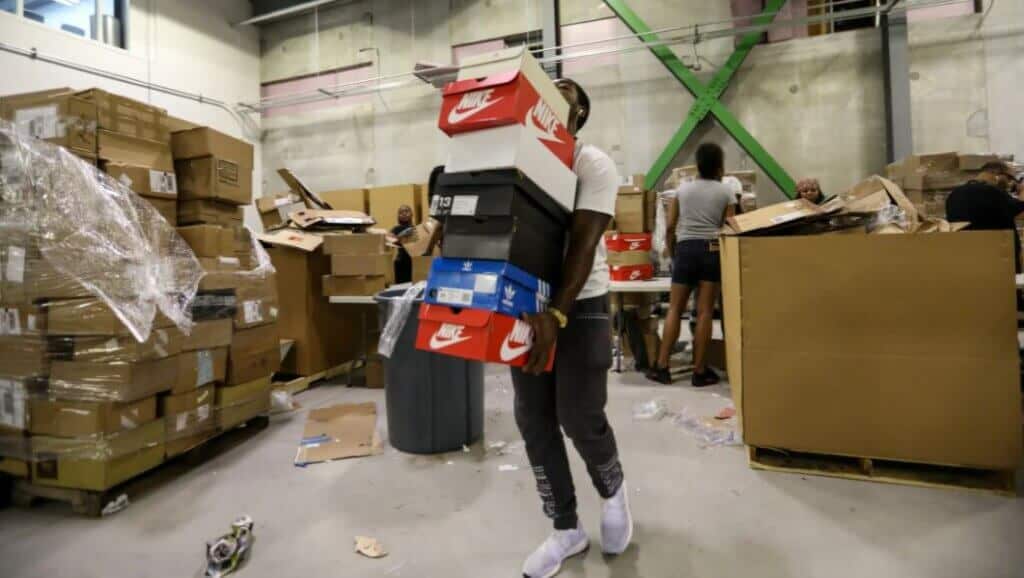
left=647, top=143, right=736, bottom=386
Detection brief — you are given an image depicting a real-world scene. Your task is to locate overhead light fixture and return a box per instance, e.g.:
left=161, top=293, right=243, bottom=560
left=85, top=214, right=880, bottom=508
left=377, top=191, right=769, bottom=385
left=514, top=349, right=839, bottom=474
left=50, top=0, right=81, bottom=6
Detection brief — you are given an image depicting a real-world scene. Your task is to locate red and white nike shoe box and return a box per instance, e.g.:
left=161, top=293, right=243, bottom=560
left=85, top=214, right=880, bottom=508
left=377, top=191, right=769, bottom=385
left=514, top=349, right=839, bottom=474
left=455, top=46, right=569, bottom=126
left=445, top=124, right=577, bottom=214
left=415, top=304, right=555, bottom=372
left=440, top=72, right=575, bottom=168
left=605, top=233, right=653, bottom=253
left=609, top=263, right=655, bottom=282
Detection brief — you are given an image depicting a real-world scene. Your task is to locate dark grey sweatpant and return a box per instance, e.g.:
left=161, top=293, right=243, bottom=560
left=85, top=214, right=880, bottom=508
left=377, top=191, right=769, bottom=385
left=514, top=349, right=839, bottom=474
left=511, top=294, right=624, bottom=530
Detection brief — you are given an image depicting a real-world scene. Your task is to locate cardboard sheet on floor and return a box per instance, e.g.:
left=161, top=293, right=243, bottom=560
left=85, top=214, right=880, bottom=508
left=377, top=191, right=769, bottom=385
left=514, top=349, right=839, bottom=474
left=294, top=402, right=377, bottom=466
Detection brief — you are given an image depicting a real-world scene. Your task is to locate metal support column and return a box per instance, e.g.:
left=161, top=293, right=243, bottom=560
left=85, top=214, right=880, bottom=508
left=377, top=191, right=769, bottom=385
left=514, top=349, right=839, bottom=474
left=881, top=3, right=913, bottom=163
left=603, top=0, right=796, bottom=196
left=540, top=0, right=562, bottom=79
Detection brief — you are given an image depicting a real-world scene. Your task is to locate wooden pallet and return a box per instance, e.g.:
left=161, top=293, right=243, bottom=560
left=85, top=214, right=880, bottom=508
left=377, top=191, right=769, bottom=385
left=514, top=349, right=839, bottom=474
left=8, top=416, right=270, bottom=517
left=748, top=446, right=1018, bottom=496
left=272, top=360, right=357, bottom=395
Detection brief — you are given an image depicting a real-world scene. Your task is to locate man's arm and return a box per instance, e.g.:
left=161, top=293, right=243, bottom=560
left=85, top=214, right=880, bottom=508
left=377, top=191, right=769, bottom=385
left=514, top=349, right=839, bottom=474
left=521, top=209, right=610, bottom=374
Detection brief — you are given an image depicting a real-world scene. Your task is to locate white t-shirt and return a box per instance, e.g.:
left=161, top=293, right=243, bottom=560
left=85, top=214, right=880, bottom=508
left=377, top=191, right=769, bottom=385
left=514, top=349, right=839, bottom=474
left=572, top=142, right=620, bottom=301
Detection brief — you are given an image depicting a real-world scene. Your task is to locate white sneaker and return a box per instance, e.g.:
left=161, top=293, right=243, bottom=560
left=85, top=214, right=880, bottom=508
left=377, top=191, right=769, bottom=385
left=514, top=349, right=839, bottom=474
left=601, top=481, right=633, bottom=555
left=522, top=526, right=589, bottom=578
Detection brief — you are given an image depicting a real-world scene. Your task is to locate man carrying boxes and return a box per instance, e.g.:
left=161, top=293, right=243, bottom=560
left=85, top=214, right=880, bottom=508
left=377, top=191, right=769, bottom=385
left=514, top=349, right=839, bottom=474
left=416, top=46, right=633, bottom=576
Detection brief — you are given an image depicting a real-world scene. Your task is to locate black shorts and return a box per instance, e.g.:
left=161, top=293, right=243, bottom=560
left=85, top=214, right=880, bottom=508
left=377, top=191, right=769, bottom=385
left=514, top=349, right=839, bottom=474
left=671, top=239, right=721, bottom=286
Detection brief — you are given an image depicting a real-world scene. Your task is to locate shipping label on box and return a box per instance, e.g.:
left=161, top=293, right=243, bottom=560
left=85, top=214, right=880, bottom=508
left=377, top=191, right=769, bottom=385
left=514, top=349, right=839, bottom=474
left=2, top=93, right=98, bottom=154
left=415, top=304, right=554, bottom=370
left=440, top=71, right=574, bottom=167
left=0, top=378, right=29, bottom=431
left=103, top=163, right=177, bottom=199
left=424, top=258, right=550, bottom=317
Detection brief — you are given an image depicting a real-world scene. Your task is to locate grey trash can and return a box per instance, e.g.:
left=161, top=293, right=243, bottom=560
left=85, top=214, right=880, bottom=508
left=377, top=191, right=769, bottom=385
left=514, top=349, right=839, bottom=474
left=376, top=288, right=485, bottom=454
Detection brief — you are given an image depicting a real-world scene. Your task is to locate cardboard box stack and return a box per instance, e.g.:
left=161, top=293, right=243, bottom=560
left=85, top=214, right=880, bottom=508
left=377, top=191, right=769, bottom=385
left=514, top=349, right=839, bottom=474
left=417, top=46, right=576, bottom=369
left=322, top=232, right=394, bottom=297
left=605, top=232, right=654, bottom=282
left=887, top=152, right=1014, bottom=219
left=719, top=177, right=1022, bottom=478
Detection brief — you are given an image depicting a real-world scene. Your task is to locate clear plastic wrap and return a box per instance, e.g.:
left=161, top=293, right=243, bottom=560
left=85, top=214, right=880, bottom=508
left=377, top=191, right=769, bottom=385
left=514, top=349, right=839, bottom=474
left=0, top=119, right=203, bottom=343
left=378, top=282, right=427, bottom=358
left=652, top=189, right=676, bottom=273
left=675, top=407, right=743, bottom=447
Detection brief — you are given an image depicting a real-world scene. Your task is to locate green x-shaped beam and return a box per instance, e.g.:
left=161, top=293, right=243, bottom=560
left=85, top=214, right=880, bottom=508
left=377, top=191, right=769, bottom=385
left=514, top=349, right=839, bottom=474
left=603, top=0, right=796, bottom=197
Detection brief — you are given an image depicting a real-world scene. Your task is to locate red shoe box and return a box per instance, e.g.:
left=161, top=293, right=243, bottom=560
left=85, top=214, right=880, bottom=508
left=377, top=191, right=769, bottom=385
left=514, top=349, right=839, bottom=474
left=439, top=71, right=574, bottom=168
left=609, top=264, right=654, bottom=282
left=605, top=233, right=652, bottom=252
left=415, top=304, right=555, bottom=372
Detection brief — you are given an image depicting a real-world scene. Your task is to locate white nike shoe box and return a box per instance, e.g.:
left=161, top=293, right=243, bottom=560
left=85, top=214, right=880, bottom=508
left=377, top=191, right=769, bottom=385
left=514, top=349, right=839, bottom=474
left=445, top=124, right=578, bottom=214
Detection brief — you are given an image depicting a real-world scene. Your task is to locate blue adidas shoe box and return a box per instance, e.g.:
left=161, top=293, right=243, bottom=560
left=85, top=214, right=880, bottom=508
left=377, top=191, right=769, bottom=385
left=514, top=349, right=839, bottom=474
left=424, top=258, right=551, bottom=317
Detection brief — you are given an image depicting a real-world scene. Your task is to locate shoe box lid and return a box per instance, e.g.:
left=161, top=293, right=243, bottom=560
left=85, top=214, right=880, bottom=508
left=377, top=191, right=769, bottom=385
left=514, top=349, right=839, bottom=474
left=609, top=263, right=655, bottom=282
left=424, top=257, right=551, bottom=317
left=605, top=232, right=653, bottom=252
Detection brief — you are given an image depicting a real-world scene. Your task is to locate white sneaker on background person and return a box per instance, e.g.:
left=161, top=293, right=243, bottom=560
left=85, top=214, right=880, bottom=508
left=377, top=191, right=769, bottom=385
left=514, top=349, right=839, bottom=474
left=601, top=481, right=633, bottom=555
left=522, top=526, right=589, bottom=578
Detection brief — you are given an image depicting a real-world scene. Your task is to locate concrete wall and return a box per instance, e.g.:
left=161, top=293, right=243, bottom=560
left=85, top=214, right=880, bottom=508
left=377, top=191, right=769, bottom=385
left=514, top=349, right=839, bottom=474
left=0, top=0, right=263, bottom=222
left=258, top=0, right=1022, bottom=207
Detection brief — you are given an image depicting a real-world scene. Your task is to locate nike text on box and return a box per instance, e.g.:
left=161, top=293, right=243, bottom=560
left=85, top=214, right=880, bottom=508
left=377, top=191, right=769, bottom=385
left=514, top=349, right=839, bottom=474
left=445, top=124, right=577, bottom=214
left=424, top=258, right=551, bottom=317
left=609, top=263, right=655, bottom=282
left=415, top=304, right=555, bottom=371
left=439, top=71, right=574, bottom=168
left=605, top=232, right=653, bottom=253
left=454, top=46, right=569, bottom=125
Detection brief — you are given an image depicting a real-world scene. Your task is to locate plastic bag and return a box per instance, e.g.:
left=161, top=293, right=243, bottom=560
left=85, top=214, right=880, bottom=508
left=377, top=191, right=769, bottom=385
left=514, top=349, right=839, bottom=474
left=632, top=399, right=670, bottom=421
left=651, top=189, right=676, bottom=273
left=867, top=204, right=910, bottom=233
left=0, top=120, right=202, bottom=343
left=377, top=282, right=426, bottom=358
left=674, top=407, right=742, bottom=447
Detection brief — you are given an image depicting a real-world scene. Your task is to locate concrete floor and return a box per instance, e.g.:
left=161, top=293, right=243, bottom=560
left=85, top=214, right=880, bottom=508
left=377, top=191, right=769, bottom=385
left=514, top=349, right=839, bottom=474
left=1, top=367, right=1022, bottom=578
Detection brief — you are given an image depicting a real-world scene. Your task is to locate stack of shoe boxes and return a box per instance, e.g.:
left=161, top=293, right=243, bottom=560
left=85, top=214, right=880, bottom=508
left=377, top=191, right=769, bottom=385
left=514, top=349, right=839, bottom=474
left=416, top=46, right=575, bottom=369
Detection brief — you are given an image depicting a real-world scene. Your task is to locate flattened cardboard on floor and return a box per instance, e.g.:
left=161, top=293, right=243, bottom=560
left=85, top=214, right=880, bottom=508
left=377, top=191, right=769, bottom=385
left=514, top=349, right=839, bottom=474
left=721, top=232, right=1022, bottom=470
left=295, top=402, right=377, bottom=465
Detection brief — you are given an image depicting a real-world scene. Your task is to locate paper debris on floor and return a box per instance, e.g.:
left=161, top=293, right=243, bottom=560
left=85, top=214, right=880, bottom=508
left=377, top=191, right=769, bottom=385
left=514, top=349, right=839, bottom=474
left=714, top=406, right=736, bottom=420
left=295, top=402, right=377, bottom=466
left=498, top=464, right=519, bottom=472
left=355, top=536, right=388, bottom=559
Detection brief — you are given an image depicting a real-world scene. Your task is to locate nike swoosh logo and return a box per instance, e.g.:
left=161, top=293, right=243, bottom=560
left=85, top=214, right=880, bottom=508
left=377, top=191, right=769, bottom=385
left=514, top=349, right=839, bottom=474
left=499, top=334, right=532, bottom=362
left=447, top=96, right=503, bottom=125
left=429, top=331, right=472, bottom=350
left=526, top=103, right=564, bottom=145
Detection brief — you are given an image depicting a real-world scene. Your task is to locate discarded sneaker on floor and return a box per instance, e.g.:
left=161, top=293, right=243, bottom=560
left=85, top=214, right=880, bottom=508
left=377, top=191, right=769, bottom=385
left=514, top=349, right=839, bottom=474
left=522, top=526, right=589, bottom=578
left=601, top=481, right=634, bottom=555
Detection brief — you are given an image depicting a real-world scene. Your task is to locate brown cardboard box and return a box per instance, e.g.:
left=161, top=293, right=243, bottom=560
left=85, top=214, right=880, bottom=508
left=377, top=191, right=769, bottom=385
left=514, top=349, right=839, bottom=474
left=172, top=348, right=228, bottom=394
left=256, top=193, right=303, bottom=229
left=182, top=318, right=233, bottom=351
left=615, top=187, right=645, bottom=233
left=30, top=419, right=165, bottom=491
left=321, top=188, right=369, bottom=213
left=0, top=92, right=98, bottom=154
left=0, top=303, right=46, bottom=336
left=365, top=355, right=385, bottom=389
left=0, top=338, right=49, bottom=378
left=178, top=199, right=243, bottom=227
left=70, top=327, right=185, bottom=362
left=322, top=275, right=387, bottom=297
left=958, top=153, right=1001, bottom=171
left=163, top=114, right=199, bottom=134
left=411, top=255, right=434, bottom=283
left=97, top=130, right=173, bottom=171
left=368, top=184, right=422, bottom=228
left=216, top=376, right=271, bottom=430
left=147, top=197, right=178, bottom=225
left=30, top=396, right=157, bottom=437
left=903, top=171, right=972, bottom=192
left=161, top=385, right=215, bottom=449
left=49, top=356, right=178, bottom=403
left=721, top=232, right=1022, bottom=469
left=902, top=152, right=959, bottom=174
left=76, top=88, right=168, bottom=142
left=171, top=127, right=254, bottom=167
left=644, top=190, right=657, bottom=233
left=330, top=253, right=394, bottom=280
left=606, top=250, right=651, bottom=267
left=234, top=273, right=279, bottom=330
left=397, top=219, right=439, bottom=257
left=176, top=156, right=253, bottom=205
left=322, top=233, right=387, bottom=256
left=165, top=430, right=215, bottom=458
left=264, top=243, right=362, bottom=375
left=227, top=323, right=279, bottom=385
left=726, top=199, right=823, bottom=235
left=102, top=162, right=178, bottom=199
left=176, top=225, right=234, bottom=258
left=0, top=378, right=43, bottom=432
left=47, top=298, right=174, bottom=336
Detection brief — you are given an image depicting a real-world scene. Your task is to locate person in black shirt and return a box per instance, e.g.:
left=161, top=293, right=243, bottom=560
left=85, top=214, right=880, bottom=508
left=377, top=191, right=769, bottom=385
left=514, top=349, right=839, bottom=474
left=391, top=205, right=414, bottom=284
left=945, top=161, right=1024, bottom=272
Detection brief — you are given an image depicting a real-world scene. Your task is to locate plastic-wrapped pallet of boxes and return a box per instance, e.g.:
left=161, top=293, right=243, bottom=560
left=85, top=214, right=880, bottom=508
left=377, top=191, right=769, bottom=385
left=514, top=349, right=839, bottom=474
left=0, top=119, right=204, bottom=490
